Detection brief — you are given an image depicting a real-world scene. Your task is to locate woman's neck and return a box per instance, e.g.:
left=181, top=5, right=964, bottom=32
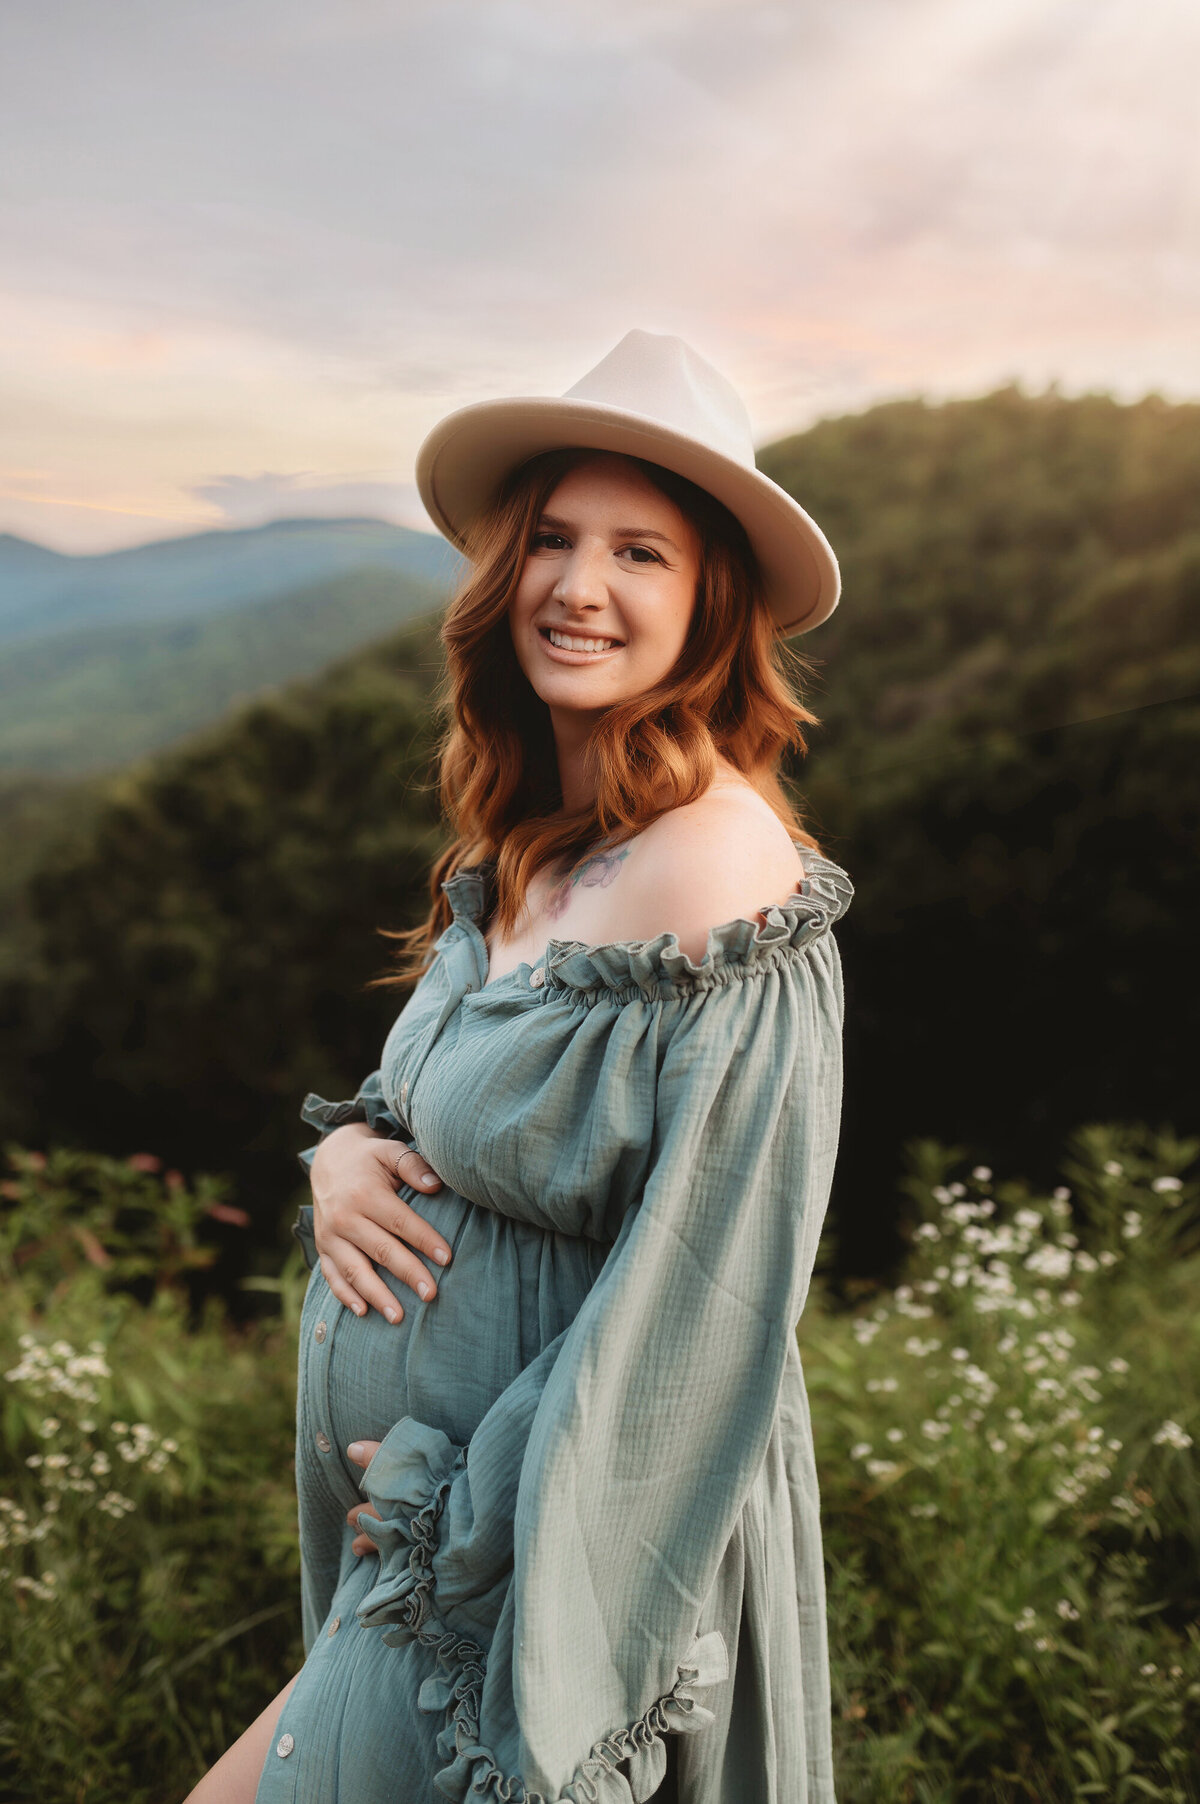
left=548, top=708, right=600, bottom=814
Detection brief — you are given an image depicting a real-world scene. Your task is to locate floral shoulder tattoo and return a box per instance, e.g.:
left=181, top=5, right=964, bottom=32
left=544, top=844, right=630, bottom=922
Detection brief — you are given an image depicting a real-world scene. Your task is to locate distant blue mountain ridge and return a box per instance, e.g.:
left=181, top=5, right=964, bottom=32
left=0, top=516, right=464, bottom=774
left=0, top=515, right=463, bottom=646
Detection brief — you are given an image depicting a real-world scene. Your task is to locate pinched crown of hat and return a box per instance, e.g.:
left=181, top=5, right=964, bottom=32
left=415, top=329, right=840, bottom=635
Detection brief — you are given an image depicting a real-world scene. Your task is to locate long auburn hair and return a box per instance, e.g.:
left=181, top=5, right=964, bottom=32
left=375, top=445, right=825, bottom=987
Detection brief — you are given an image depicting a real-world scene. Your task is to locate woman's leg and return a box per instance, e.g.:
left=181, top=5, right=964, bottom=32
left=181, top=1671, right=300, bottom=1804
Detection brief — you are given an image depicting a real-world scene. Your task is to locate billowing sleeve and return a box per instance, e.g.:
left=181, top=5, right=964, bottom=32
left=355, top=928, right=846, bottom=1804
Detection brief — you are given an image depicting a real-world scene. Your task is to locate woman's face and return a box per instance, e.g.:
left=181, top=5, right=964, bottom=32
left=509, top=453, right=701, bottom=724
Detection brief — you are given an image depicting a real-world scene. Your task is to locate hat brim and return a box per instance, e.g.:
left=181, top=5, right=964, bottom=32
left=415, top=396, right=840, bottom=636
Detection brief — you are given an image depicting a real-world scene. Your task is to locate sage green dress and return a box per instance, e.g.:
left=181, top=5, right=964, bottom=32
left=258, top=842, right=851, bottom=1804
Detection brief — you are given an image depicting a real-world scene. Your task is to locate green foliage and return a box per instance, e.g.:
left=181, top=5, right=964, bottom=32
left=762, top=386, right=1200, bottom=786
left=0, top=770, right=104, bottom=982
left=807, top=1121, right=1200, bottom=1802
left=0, top=614, right=449, bottom=1230
left=0, top=389, right=1197, bottom=1293
left=1, top=1127, right=1197, bottom=1799
left=0, top=1147, right=305, bottom=1802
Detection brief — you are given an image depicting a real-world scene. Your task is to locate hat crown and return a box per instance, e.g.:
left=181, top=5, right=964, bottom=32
left=562, top=329, right=756, bottom=472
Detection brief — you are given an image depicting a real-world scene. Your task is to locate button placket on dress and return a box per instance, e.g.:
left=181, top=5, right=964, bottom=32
left=305, top=1279, right=359, bottom=1507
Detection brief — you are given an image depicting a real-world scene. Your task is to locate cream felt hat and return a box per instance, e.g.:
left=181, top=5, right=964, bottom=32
left=415, top=329, right=840, bottom=636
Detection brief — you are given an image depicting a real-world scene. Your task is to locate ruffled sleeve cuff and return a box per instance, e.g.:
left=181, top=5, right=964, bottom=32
left=295, top=1067, right=412, bottom=1176
left=353, top=1417, right=730, bottom=1804
left=356, top=1417, right=467, bottom=1645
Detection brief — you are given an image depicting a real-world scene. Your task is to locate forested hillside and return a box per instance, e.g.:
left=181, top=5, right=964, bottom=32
left=761, top=384, right=1200, bottom=772
left=2, top=385, right=1195, bottom=1292
left=0, top=515, right=460, bottom=773
left=0, top=563, right=447, bottom=772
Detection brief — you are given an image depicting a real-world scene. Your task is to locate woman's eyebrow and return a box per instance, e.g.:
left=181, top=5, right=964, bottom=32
left=538, top=513, right=681, bottom=554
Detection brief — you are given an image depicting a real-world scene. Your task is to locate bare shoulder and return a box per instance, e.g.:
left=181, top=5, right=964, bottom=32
left=598, top=783, right=808, bottom=963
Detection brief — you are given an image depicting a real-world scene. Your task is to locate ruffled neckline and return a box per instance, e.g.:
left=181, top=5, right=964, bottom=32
left=441, top=837, right=853, bottom=999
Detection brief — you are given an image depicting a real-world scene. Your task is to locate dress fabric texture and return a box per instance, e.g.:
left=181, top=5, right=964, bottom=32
left=257, top=842, right=852, bottom=1804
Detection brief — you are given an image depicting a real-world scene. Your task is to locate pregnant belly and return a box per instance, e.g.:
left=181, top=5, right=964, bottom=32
left=296, top=1186, right=611, bottom=1505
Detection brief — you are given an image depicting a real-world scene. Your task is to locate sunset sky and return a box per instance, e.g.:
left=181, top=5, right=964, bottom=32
left=1, top=0, right=1197, bottom=553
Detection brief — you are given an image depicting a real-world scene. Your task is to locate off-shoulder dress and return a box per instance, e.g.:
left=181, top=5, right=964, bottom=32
left=255, top=841, right=852, bottom=1804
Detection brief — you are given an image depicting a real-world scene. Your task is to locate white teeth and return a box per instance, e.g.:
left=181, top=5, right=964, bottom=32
left=546, top=628, right=621, bottom=654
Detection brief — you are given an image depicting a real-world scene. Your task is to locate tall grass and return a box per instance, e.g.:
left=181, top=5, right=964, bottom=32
left=0, top=1127, right=1196, bottom=1801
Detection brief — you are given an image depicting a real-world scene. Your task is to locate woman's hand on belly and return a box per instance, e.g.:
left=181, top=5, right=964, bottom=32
left=310, top=1123, right=453, bottom=1321
left=346, top=1439, right=383, bottom=1555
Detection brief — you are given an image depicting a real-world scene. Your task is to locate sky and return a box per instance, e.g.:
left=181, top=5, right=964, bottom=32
left=1, top=0, right=1197, bottom=554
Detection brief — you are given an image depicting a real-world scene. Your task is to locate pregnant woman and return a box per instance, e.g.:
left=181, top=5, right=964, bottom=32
left=188, top=329, right=852, bottom=1803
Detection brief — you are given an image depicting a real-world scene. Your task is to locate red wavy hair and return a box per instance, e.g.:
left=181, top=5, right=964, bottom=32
left=375, top=446, right=825, bottom=987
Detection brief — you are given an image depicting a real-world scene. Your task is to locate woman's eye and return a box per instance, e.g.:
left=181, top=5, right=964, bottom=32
left=622, top=545, right=662, bottom=565
left=531, top=530, right=567, bottom=550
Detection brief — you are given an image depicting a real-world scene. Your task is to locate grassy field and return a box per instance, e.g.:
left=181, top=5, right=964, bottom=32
left=1, top=1124, right=1196, bottom=1802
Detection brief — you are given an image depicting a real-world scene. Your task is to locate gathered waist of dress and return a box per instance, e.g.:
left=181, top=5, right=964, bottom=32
left=297, top=1183, right=615, bottom=1468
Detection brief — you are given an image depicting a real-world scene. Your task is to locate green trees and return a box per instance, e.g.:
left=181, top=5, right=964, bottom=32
left=0, top=385, right=1196, bottom=1289
left=0, top=616, right=448, bottom=1265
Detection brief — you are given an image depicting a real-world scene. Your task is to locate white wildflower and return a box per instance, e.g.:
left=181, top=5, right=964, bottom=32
left=1025, top=1245, right=1073, bottom=1279
left=97, top=1492, right=136, bottom=1519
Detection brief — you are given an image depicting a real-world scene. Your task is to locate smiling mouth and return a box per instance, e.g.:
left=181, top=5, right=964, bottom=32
left=539, top=626, right=625, bottom=655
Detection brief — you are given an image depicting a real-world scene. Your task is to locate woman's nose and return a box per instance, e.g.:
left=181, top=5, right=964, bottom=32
left=551, top=544, right=608, bottom=609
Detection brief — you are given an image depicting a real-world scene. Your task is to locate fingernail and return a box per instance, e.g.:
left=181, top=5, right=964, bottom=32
left=418, top=1280, right=431, bottom=1299
left=347, top=1442, right=364, bottom=1461
left=433, top=1247, right=450, bottom=1264
left=422, top=1174, right=438, bottom=1187
left=385, top=1305, right=401, bottom=1324
left=353, top=1301, right=366, bottom=1317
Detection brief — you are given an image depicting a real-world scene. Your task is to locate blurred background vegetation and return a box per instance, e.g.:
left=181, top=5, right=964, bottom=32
left=1, top=383, right=1196, bottom=1294
left=1, top=384, right=1198, bottom=1797
left=1, top=1125, right=1195, bottom=1801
